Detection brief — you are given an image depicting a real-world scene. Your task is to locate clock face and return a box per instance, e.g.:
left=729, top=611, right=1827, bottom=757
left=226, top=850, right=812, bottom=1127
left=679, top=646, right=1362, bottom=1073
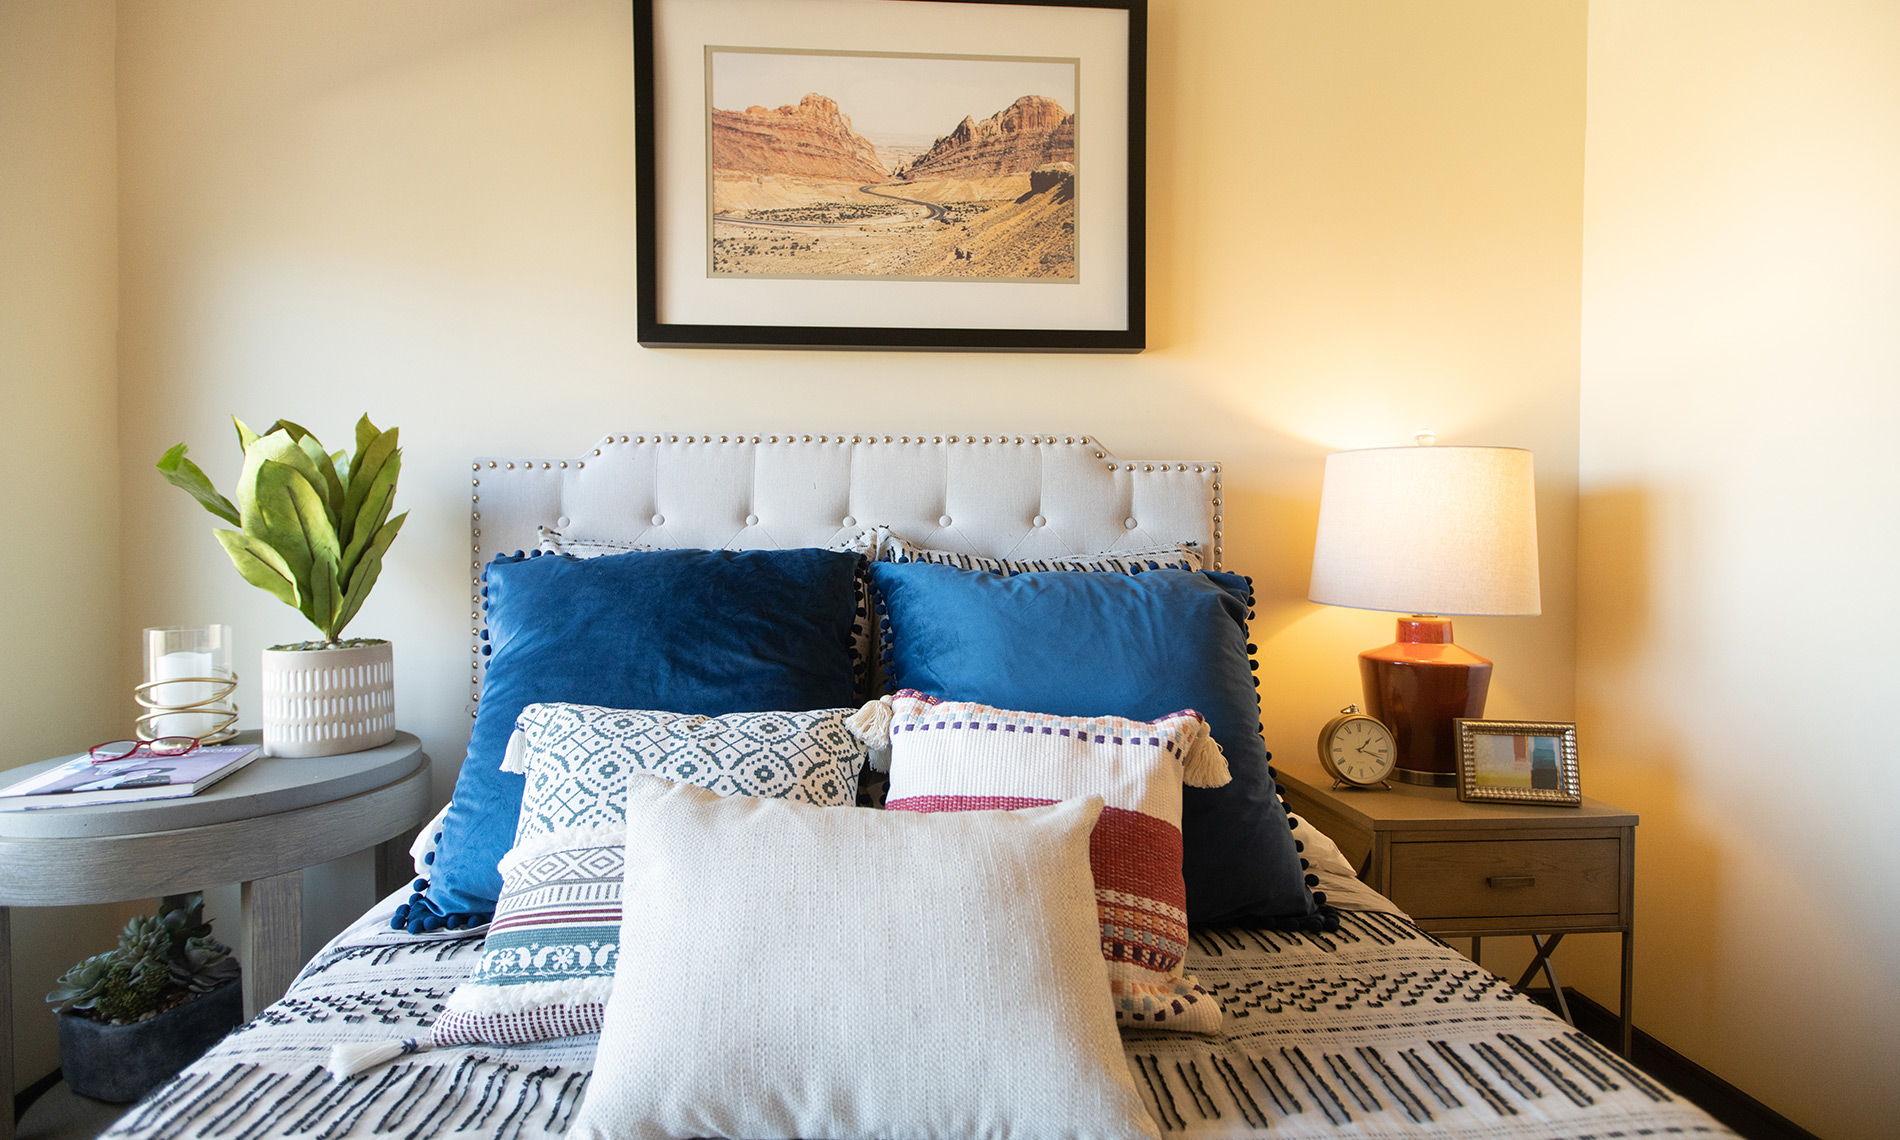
left=1326, top=717, right=1396, bottom=784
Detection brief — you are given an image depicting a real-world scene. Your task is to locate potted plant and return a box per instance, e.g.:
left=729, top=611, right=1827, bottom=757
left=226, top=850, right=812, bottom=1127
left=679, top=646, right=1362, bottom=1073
left=46, top=894, right=244, bottom=1102
left=158, top=415, right=407, bottom=757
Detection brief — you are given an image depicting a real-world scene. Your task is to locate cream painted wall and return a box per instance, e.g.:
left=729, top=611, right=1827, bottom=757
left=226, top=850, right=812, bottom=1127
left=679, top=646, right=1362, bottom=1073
left=0, top=0, right=145, bottom=1094
left=1577, top=1, right=1900, bottom=1136
left=2, top=0, right=1589, bottom=1091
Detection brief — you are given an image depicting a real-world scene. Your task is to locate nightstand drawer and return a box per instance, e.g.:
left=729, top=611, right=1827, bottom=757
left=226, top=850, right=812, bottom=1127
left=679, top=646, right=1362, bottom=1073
left=1387, top=838, right=1621, bottom=919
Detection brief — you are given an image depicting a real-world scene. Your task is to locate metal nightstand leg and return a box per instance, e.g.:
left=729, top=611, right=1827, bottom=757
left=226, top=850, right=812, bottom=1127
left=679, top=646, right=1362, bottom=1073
left=1620, top=929, right=1635, bottom=1057
left=1514, top=933, right=1573, bottom=1025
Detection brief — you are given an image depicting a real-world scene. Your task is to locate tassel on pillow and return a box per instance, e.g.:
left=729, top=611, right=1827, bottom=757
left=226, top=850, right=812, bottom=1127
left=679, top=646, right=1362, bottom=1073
left=1181, top=717, right=1232, bottom=789
left=846, top=697, right=894, bottom=771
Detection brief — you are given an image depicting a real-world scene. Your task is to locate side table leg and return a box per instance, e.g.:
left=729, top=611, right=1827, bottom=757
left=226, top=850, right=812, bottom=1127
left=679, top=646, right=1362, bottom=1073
left=241, top=871, right=303, bottom=1018
left=375, top=836, right=411, bottom=902
left=2, top=906, right=14, bottom=1140
left=1620, top=928, right=1635, bottom=1057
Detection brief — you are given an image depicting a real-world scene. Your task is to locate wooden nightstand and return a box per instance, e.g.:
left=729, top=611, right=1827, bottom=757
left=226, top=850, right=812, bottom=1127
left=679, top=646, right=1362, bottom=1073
left=1275, top=758, right=1638, bottom=1055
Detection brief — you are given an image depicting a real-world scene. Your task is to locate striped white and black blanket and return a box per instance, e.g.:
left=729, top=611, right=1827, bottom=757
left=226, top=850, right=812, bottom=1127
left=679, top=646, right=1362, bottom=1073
left=103, top=874, right=1732, bottom=1140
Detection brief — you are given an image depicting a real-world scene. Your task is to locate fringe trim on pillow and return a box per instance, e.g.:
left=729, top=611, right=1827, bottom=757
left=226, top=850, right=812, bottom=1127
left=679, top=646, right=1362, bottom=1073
left=495, top=822, right=628, bottom=877
left=445, top=975, right=615, bottom=1017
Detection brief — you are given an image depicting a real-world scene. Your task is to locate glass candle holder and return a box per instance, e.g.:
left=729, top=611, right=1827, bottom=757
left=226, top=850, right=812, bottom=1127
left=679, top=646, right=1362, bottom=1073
left=137, top=625, right=238, bottom=742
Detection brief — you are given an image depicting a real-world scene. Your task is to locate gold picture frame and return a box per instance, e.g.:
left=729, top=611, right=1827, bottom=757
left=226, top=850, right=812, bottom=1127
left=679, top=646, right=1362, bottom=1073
left=1453, top=719, right=1581, bottom=806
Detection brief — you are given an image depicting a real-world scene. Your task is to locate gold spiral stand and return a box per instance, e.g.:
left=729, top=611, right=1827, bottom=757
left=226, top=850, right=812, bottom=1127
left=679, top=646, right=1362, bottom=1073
left=133, top=674, right=240, bottom=743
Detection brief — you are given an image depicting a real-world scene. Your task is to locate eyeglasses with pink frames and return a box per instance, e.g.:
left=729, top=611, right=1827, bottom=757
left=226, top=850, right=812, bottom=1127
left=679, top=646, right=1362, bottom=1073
left=87, top=736, right=202, bottom=763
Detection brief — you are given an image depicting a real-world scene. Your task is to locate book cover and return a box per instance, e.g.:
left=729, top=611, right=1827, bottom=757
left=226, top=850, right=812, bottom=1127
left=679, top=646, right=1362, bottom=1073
left=0, top=744, right=261, bottom=809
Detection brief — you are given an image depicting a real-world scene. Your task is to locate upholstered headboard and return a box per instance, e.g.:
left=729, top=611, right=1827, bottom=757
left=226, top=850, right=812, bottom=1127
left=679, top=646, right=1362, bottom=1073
left=467, top=433, right=1223, bottom=710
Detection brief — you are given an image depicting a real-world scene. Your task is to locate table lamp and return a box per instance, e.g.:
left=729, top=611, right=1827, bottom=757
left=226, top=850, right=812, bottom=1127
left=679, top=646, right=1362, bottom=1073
left=1307, top=436, right=1540, bottom=785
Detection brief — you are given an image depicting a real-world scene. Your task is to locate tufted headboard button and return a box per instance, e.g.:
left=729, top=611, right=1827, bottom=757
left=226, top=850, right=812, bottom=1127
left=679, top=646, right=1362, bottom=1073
left=1032, top=515, right=1047, bottom=527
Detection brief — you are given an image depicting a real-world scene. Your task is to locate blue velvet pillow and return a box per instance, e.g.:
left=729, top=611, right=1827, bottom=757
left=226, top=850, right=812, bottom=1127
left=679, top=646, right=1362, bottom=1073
left=868, top=562, right=1328, bottom=928
left=399, top=548, right=861, bottom=930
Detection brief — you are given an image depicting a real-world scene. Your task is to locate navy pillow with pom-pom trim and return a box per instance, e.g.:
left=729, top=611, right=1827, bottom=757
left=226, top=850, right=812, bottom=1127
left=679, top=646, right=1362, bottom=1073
left=403, top=547, right=860, bottom=929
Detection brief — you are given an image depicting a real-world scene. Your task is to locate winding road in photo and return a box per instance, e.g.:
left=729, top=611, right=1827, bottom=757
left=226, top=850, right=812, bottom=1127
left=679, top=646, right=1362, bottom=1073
left=712, top=184, right=947, bottom=229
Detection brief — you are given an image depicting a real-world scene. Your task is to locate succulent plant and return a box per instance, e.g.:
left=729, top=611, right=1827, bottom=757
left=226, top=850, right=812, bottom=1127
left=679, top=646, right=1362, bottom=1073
left=157, top=415, right=407, bottom=646
left=47, top=893, right=239, bottom=1025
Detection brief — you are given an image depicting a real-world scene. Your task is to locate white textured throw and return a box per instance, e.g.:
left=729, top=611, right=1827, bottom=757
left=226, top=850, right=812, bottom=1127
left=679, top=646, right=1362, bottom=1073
left=573, top=778, right=1160, bottom=1140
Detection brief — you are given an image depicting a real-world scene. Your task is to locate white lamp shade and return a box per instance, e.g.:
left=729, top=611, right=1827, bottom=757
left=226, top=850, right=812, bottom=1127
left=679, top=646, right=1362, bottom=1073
left=1308, top=445, right=1541, bottom=617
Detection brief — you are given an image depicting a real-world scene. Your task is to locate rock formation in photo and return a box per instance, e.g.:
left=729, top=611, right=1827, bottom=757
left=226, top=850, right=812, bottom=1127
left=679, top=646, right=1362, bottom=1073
left=711, top=93, right=888, bottom=183
left=896, top=95, right=1076, bottom=182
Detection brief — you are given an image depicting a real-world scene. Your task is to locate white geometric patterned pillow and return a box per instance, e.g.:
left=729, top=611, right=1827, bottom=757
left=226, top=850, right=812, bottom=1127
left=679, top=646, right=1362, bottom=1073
left=431, top=702, right=874, bottom=1047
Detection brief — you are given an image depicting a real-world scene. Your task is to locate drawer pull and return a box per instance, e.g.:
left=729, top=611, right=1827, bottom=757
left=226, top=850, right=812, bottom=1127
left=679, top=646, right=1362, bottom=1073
left=1486, top=875, right=1536, bottom=889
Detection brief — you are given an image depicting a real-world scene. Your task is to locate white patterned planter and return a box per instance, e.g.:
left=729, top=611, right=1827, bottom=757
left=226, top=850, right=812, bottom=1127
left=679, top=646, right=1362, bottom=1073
left=261, top=641, right=397, bottom=758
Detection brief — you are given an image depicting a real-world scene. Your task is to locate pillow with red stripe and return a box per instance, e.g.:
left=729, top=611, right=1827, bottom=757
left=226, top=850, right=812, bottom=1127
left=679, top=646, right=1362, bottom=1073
left=876, top=690, right=1233, bottom=1032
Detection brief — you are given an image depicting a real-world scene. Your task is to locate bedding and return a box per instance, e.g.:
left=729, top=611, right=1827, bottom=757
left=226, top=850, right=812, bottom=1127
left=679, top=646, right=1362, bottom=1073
left=407, top=548, right=861, bottom=929
left=105, top=862, right=1733, bottom=1140
left=869, top=562, right=1323, bottom=929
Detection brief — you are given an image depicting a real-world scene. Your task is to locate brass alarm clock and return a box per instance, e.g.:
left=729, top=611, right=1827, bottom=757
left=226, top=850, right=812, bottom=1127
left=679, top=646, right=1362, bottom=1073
left=1317, top=705, right=1397, bottom=788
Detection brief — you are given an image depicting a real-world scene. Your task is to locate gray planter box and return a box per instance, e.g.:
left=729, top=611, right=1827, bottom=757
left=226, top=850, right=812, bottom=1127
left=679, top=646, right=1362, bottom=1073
left=58, top=980, right=244, bottom=1102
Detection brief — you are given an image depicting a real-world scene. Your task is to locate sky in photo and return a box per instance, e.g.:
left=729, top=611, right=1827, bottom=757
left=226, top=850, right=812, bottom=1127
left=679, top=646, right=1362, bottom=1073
left=711, top=50, right=1076, bottom=143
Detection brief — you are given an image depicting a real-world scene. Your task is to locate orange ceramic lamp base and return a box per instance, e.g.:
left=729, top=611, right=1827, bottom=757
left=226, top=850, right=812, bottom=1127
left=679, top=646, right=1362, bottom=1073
left=1358, top=617, right=1492, bottom=786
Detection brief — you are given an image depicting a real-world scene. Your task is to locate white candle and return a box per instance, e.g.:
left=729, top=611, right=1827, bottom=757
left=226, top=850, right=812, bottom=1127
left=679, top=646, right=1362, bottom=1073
left=151, top=649, right=216, bottom=738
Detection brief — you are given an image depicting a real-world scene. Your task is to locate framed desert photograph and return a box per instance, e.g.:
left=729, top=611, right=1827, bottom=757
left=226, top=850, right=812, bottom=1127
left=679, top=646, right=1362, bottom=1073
left=1454, top=720, right=1582, bottom=806
left=633, top=0, right=1146, bottom=350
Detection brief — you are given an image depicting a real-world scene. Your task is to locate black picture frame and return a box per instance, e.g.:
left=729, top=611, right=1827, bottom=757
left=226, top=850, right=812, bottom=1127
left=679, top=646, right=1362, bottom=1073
left=633, top=0, right=1146, bottom=352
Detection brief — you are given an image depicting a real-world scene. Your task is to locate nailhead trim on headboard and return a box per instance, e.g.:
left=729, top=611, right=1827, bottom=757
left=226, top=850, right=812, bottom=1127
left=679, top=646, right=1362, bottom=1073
left=466, top=434, right=1223, bottom=715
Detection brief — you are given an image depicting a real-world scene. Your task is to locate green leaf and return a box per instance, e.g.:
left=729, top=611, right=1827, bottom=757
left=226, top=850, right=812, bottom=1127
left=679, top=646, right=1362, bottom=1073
left=294, top=432, right=346, bottom=522
left=245, top=429, right=338, bottom=526
left=232, top=416, right=259, bottom=452
left=330, top=449, right=350, bottom=488
left=334, top=510, right=406, bottom=638
left=339, top=447, right=400, bottom=580
left=213, top=529, right=301, bottom=610
left=242, top=458, right=342, bottom=627
left=155, top=444, right=241, bottom=526
left=341, top=423, right=398, bottom=546
left=309, top=548, right=343, bottom=640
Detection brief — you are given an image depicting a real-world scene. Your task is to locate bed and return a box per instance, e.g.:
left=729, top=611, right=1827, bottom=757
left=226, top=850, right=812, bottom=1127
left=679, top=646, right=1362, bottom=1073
left=102, top=434, right=1733, bottom=1140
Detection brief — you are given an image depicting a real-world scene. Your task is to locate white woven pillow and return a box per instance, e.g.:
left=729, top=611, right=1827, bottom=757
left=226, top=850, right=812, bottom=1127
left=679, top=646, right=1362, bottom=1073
left=430, top=702, right=874, bottom=1047
left=573, top=777, right=1159, bottom=1140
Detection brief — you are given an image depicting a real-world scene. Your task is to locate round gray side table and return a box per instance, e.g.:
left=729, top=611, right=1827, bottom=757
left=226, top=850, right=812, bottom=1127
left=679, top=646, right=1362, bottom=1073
left=0, top=732, right=429, bottom=1136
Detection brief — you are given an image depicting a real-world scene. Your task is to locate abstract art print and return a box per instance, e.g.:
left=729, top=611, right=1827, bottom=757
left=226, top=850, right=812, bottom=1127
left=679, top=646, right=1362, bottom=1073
left=636, top=0, right=1145, bottom=350
left=1454, top=719, right=1582, bottom=806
